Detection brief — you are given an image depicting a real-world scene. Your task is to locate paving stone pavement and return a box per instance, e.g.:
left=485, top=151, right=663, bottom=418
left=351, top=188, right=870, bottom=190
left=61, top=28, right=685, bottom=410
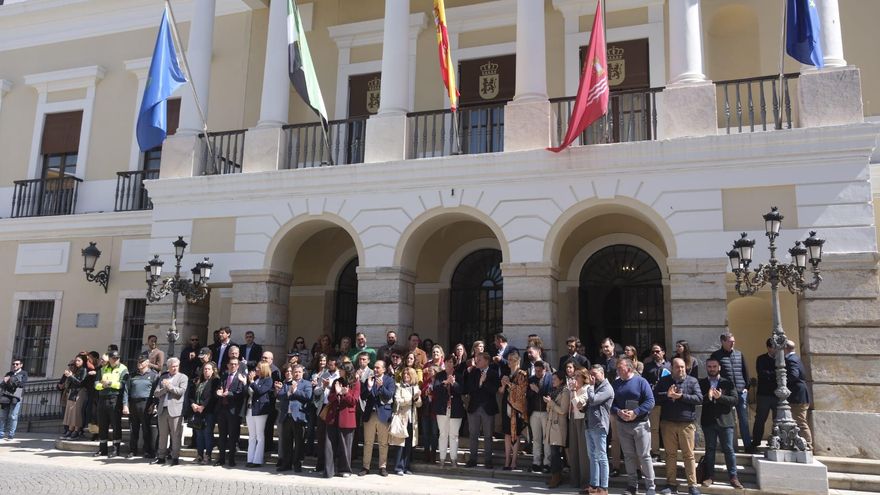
left=0, top=434, right=552, bottom=495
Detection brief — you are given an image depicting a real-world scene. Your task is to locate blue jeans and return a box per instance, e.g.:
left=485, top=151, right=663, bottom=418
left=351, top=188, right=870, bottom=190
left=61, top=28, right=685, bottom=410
left=394, top=422, right=414, bottom=472
left=586, top=427, right=609, bottom=488
left=703, top=423, right=737, bottom=478
left=734, top=390, right=751, bottom=448
left=0, top=400, right=22, bottom=439
left=195, top=413, right=216, bottom=457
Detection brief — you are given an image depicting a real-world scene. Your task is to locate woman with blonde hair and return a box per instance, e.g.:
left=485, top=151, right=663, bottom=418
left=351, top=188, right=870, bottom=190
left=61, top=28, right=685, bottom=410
left=391, top=366, right=422, bottom=475
left=568, top=368, right=591, bottom=490
left=245, top=361, right=273, bottom=467
left=624, top=345, right=644, bottom=375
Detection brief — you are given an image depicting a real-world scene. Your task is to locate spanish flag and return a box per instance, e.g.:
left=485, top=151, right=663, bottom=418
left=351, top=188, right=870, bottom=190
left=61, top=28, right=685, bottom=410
left=433, top=0, right=459, bottom=111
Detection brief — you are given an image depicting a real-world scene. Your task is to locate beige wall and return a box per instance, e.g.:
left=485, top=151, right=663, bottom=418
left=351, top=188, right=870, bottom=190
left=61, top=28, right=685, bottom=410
left=726, top=288, right=800, bottom=377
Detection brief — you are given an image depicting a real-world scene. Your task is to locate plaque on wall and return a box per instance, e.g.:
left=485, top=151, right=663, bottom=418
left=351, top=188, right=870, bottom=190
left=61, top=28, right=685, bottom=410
left=458, top=54, right=516, bottom=106
left=348, top=72, right=382, bottom=118
left=76, top=313, right=99, bottom=328
left=580, top=38, right=650, bottom=91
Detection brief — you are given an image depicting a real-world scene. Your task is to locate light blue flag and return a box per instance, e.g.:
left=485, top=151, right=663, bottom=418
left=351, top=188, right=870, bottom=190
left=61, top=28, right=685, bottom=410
left=137, top=9, right=187, bottom=152
left=786, top=0, right=824, bottom=67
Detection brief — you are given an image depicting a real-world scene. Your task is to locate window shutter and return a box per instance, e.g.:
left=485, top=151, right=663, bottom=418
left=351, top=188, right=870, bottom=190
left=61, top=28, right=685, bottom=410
left=41, top=111, right=83, bottom=155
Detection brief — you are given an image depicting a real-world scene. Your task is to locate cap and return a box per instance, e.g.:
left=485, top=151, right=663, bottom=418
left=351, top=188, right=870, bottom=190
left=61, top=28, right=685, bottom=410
left=198, top=347, right=211, bottom=356
left=107, top=350, right=120, bottom=359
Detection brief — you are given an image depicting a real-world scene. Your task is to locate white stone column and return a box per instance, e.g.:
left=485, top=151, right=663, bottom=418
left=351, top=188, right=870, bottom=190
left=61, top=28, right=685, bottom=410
left=257, top=0, right=290, bottom=127
left=229, top=269, right=293, bottom=358
left=667, top=258, right=728, bottom=363
left=501, top=263, right=557, bottom=360
left=177, top=0, right=216, bottom=136
left=817, top=0, right=846, bottom=68
left=504, top=0, right=551, bottom=152
left=356, top=267, right=415, bottom=345
left=657, top=0, right=717, bottom=139
left=668, top=0, right=706, bottom=85
left=243, top=0, right=290, bottom=173
left=364, top=0, right=410, bottom=163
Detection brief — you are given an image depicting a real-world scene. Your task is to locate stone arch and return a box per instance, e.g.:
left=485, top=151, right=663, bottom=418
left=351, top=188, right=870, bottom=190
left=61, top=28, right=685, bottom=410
left=394, top=206, right=510, bottom=272
left=265, top=213, right=365, bottom=273
left=437, top=238, right=503, bottom=288
left=544, top=198, right=677, bottom=269
left=566, top=233, right=670, bottom=282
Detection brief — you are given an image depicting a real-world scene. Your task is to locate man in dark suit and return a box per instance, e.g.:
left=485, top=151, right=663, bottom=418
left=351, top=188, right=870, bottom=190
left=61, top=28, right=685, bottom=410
left=359, top=360, right=396, bottom=476
left=785, top=340, right=812, bottom=450
left=278, top=364, right=313, bottom=472
left=465, top=352, right=499, bottom=468
left=242, top=331, right=263, bottom=372
left=214, top=357, right=246, bottom=467
left=209, top=326, right=236, bottom=370
left=698, top=358, right=743, bottom=489
left=558, top=336, right=590, bottom=372
left=491, top=333, right=518, bottom=377
left=527, top=360, right=553, bottom=472
left=750, top=338, right=777, bottom=452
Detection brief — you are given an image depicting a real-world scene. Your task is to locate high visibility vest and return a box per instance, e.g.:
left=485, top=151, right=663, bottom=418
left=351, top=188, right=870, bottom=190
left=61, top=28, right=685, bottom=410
left=95, top=364, right=128, bottom=394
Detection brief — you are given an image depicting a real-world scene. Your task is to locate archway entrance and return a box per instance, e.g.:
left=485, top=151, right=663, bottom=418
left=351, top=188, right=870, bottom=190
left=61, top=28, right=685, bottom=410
left=579, top=244, right=664, bottom=360
left=449, top=249, right=503, bottom=349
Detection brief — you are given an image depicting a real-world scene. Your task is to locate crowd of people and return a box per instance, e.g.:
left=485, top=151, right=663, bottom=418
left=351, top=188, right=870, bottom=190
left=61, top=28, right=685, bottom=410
left=23, top=327, right=814, bottom=495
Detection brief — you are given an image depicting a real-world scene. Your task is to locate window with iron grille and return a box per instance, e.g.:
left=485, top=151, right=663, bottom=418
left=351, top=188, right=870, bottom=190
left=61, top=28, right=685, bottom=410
left=13, top=300, right=55, bottom=377
left=449, top=249, right=503, bottom=349
left=121, top=299, right=146, bottom=371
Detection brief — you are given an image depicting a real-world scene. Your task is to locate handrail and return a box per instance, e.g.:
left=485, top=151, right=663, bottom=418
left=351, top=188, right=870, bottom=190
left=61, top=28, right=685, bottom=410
left=115, top=169, right=160, bottom=211
left=282, top=116, right=367, bottom=169
left=11, top=175, right=82, bottom=218
left=715, top=73, right=800, bottom=133
left=201, top=129, right=246, bottom=175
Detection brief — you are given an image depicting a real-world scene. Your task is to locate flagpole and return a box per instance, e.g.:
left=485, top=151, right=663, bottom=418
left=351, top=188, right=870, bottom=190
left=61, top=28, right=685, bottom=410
left=601, top=0, right=610, bottom=143
left=776, top=0, right=788, bottom=130
left=164, top=0, right=218, bottom=174
left=320, top=123, right=334, bottom=166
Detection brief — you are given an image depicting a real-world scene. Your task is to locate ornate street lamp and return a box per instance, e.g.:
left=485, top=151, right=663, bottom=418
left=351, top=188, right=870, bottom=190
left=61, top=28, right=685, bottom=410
left=145, top=236, right=213, bottom=357
left=726, top=207, right=824, bottom=460
left=81, top=242, right=111, bottom=293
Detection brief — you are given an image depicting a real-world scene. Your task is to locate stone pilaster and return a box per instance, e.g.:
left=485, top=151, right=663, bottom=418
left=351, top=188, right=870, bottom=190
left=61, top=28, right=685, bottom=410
left=797, top=67, right=864, bottom=128
left=356, top=267, right=415, bottom=345
left=159, top=133, right=205, bottom=178
left=177, top=0, right=216, bottom=136
left=229, top=269, right=292, bottom=358
left=798, top=252, right=880, bottom=458
left=144, top=297, right=210, bottom=356
left=668, top=258, right=728, bottom=361
left=242, top=126, right=286, bottom=172
left=501, top=263, right=557, bottom=359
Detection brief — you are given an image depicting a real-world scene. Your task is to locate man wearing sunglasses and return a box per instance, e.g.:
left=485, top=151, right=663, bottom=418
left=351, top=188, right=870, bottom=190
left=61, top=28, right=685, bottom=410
left=0, top=358, right=28, bottom=441
left=179, top=335, right=202, bottom=378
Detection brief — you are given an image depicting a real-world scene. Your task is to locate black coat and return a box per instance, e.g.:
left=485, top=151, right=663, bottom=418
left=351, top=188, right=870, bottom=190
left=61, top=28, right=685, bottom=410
left=242, top=343, right=263, bottom=372
left=192, top=376, right=221, bottom=415
left=558, top=353, right=590, bottom=373
left=699, top=376, right=737, bottom=428
left=755, top=353, right=777, bottom=397
left=216, top=371, right=247, bottom=417
left=431, top=369, right=466, bottom=418
left=710, top=348, right=749, bottom=393
left=465, top=367, right=499, bottom=415
left=785, top=353, right=810, bottom=405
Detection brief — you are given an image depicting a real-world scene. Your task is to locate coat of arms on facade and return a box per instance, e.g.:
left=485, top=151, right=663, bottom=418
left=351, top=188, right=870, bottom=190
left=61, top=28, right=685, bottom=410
left=366, top=76, right=381, bottom=114
left=479, top=61, right=500, bottom=100
left=607, top=45, right=625, bottom=87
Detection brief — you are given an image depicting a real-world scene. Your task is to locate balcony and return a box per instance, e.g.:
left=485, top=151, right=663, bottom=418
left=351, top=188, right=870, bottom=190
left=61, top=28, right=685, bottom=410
left=716, top=73, right=799, bottom=133
left=551, top=88, right=662, bottom=147
left=283, top=116, right=367, bottom=168
left=407, top=102, right=505, bottom=159
left=202, top=129, right=246, bottom=175
left=11, top=175, right=82, bottom=218
left=115, top=169, right=160, bottom=212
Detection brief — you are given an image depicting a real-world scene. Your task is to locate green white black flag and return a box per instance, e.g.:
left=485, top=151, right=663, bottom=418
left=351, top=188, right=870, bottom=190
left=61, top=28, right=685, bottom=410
left=288, top=0, right=328, bottom=129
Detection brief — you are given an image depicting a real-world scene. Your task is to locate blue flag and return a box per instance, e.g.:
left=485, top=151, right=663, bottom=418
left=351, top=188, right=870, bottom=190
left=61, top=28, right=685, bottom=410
left=786, top=0, right=824, bottom=67
left=136, top=9, right=187, bottom=152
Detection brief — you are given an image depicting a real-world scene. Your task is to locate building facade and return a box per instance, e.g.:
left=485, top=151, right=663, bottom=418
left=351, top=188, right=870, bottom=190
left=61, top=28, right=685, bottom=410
left=0, top=0, right=878, bottom=458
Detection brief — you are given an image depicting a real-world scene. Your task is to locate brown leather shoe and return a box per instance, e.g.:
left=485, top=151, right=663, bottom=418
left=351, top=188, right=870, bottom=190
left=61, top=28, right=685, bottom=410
left=548, top=473, right=562, bottom=488
left=729, top=477, right=744, bottom=489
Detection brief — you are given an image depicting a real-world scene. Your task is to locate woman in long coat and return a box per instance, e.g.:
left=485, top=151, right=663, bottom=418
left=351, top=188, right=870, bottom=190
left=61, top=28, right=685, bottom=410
left=544, top=370, right=570, bottom=488
left=390, top=366, right=422, bottom=475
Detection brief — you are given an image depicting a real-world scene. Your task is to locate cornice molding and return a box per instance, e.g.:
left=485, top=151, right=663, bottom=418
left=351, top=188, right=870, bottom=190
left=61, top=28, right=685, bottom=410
left=552, top=0, right=664, bottom=18
left=0, top=0, right=256, bottom=53
left=24, top=65, right=105, bottom=94
left=328, top=12, right=428, bottom=49
left=0, top=210, right=152, bottom=242
left=444, top=0, right=516, bottom=34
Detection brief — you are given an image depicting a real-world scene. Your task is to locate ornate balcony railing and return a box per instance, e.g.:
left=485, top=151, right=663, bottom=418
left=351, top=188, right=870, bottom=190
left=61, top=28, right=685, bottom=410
left=550, top=88, right=662, bottom=148
left=202, top=129, right=246, bottom=175
left=11, top=175, right=82, bottom=218
left=283, top=117, right=367, bottom=169
left=115, top=169, right=160, bottom=212
left=407, top=102, right=505, bottom=159
left=18, top=378, right=64, bottom=422
left=716, top=73, right=799, bottom=133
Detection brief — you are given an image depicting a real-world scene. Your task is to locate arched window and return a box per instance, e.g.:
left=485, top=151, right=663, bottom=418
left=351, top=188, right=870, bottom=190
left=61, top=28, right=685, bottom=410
left=579, top=244, right=664, bottom=360
left=449, top=249, right=503, bottom=348
left=333, top=257, right=358, bottom=344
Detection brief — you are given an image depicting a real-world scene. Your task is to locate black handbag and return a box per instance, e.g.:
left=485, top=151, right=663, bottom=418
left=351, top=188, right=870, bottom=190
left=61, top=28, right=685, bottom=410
left=188, top=414, right=206, bottom=430
left=696, top=454, right=708, bottom=483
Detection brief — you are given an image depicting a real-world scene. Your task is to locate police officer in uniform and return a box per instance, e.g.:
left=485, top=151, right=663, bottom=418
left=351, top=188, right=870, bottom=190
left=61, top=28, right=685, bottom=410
left=94, top=350, right=129, bottom=458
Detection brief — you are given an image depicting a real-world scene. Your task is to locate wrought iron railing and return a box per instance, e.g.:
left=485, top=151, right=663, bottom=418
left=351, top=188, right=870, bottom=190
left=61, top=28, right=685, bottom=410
left=550, top=87, right=662, bottom=148
left=716, top=73, right=799, bottom=133
left=202, top=129, right=246, bottom=175
left=115, top=169, right=160, bottom=212
left=11, top=175, right=82, bottom=218
left=283, top=117, right=367, bottom=169
left=18, top=378, right=65, bottom=422
left=407, top=102, right=506, bottom=159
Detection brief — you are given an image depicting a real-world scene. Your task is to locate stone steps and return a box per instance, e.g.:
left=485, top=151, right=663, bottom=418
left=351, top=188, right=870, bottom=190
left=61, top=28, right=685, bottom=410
left=828, top=472, right=880, bottom=493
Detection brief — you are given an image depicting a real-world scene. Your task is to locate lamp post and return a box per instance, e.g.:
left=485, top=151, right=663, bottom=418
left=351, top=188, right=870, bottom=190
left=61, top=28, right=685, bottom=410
left=81, top=242, right=111, bottom=293
left=145, top=236, right=213, bottom=357
left=726, top=207, right=824, bottom=461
